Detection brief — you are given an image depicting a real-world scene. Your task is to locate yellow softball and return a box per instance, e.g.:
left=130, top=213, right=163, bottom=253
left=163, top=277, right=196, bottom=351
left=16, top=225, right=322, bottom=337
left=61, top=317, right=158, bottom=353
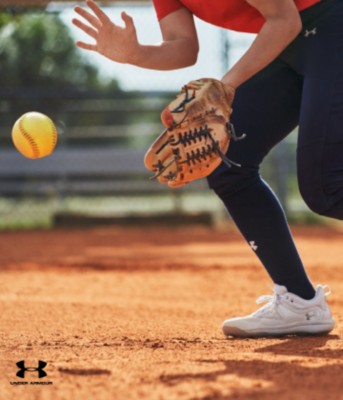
left=12, top=112, right=58, bottom=159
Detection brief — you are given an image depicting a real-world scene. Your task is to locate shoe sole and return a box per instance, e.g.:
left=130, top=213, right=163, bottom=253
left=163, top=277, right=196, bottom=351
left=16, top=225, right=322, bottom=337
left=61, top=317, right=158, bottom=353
left=223, top=322, right=335, bottom=338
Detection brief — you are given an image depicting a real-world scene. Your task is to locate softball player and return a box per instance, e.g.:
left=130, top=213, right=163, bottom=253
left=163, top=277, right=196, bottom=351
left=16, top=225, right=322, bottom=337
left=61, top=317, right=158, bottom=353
left=73, top=0, right=341, bottom=337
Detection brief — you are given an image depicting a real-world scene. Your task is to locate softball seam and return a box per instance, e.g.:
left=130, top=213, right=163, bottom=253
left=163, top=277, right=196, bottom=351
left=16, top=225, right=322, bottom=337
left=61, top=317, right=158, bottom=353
left=18, top=117, right=40, bottom=159
left=50, top=120, right=58, bottom=149
left=18, top=115, right=57, bottom=159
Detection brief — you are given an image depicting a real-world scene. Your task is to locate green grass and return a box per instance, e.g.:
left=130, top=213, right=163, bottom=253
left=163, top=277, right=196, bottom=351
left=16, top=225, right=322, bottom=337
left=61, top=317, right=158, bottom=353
left=0, top=193, right=224, bottom=230
left=0, top=192, right=331, bottom=231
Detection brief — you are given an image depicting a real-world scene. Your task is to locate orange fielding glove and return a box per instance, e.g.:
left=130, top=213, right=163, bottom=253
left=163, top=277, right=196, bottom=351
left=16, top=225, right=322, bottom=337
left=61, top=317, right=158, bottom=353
left=144, top=78, right=245, bottom=188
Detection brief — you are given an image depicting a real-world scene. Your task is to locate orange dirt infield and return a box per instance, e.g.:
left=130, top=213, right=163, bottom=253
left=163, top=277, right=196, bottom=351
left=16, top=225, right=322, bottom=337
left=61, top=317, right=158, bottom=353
left=0, top=224, right=342, bottom=400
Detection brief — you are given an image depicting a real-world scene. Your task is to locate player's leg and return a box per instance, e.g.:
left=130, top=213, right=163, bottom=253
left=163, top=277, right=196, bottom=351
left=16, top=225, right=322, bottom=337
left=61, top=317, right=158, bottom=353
left=295, top=0, right=343, bottom=219
left=214, top=1, right=339, bottom=337
left=208, top=60, right=316, bottom=300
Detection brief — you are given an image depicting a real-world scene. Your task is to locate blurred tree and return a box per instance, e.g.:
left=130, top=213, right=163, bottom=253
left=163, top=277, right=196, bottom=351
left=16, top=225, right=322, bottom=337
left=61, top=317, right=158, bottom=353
left=0, top=11, right=118, bottom=91
left=0, top=11, right=157, bottom=148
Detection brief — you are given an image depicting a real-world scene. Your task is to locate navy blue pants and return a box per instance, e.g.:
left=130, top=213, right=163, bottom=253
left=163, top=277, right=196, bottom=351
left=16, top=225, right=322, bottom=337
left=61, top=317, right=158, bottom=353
left=207, top=0, right=343, bottom=299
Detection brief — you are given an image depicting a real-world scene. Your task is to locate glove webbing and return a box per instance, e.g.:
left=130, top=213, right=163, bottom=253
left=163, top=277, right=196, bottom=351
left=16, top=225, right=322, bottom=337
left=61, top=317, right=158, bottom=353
left=150, top=122, right=246, bottom=181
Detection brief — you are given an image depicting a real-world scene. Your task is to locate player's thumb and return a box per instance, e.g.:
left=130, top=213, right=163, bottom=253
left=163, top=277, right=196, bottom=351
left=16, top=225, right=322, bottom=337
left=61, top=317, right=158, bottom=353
left=121, top=11, right=134, bottom=30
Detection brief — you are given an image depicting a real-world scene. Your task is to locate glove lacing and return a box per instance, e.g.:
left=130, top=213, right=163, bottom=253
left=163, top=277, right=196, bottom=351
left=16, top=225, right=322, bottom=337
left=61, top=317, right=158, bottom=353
left=151, top=123, right=245, bottom=181
left=150, top=81, right=246, bottom=182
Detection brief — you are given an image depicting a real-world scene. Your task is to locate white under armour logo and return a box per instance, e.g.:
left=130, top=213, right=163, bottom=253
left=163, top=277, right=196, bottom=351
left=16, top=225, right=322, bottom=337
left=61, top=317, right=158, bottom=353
left=249, top=241, right=258, bottom=251
left=304, top=27, right=317, bottom=37
left=305, top=311, right=316, bottom=320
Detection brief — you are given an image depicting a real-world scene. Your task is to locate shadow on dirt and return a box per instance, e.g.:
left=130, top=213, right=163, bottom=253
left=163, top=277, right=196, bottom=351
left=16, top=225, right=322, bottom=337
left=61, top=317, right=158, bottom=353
left=159, top=335, right=342, bottom=400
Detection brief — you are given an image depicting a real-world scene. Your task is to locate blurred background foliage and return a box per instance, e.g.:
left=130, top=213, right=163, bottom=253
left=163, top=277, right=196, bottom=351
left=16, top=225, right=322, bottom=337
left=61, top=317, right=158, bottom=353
left=0, top=9, right=163, bottom=149
left=0, top=11, right=116, bottom=90
left=0, top=5, right=331, bottom=229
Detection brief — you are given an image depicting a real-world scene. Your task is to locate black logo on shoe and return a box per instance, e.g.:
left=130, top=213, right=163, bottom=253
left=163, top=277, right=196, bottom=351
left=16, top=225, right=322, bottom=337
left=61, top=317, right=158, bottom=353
left=16, top=360, right=47, bottom=379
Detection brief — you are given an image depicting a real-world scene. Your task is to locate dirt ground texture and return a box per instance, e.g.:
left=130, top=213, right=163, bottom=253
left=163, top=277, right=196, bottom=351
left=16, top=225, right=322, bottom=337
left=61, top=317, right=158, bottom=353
left=0, top=223, right=342, bottom=400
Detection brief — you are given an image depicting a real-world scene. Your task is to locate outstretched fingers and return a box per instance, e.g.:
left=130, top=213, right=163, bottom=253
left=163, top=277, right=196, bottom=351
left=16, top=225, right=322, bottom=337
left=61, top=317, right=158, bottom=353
left=72, top=17, right=98, bottom=40
left=72, top=1, right=138, bottom=62
left=86, top=0, right=111, bottom=24
left=73, top=4, right=102, bottom=31
left=75, top=40, right=97, bottom=51
left=73, top=0, right=109, bottom=50
left=121, top=11, right=134, bottom=29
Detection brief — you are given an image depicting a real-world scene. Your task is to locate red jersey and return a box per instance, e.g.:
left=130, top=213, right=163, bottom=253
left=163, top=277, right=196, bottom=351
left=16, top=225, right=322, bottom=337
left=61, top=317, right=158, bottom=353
left=152, top=0, right=321, bottom=33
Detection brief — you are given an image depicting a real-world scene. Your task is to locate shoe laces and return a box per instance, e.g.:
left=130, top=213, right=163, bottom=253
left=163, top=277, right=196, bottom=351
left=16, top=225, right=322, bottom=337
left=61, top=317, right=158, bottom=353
left=252, top=292, right=281, bottom=318
left=254, top=284, right=332, bottom=317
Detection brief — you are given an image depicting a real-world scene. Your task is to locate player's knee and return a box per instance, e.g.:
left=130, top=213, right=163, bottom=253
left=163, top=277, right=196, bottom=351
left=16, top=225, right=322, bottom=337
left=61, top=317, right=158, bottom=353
left=299, top=178, right=343, bottom=220
left=207, top=164, right=259, bottom=199
left=299, top=188, right=328, bottom=216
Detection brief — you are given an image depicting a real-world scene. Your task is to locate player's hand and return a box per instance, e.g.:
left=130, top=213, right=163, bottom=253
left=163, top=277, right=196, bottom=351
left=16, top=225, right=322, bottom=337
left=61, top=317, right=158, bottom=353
left=72, top=0, right=139, bottom=64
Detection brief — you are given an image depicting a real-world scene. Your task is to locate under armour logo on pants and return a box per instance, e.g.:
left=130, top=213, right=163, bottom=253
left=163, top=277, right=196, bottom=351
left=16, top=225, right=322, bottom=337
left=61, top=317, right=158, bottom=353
left=304, top=27, right=317, bottom=37
left=16, top=360, right=48, bottom=379
left=249, top=241, right=258, bottom=251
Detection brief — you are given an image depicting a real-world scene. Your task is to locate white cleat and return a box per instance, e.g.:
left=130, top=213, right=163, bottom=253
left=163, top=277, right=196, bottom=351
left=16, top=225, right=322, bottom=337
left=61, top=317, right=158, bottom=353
left=222, top=285, right=335, bottom=338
